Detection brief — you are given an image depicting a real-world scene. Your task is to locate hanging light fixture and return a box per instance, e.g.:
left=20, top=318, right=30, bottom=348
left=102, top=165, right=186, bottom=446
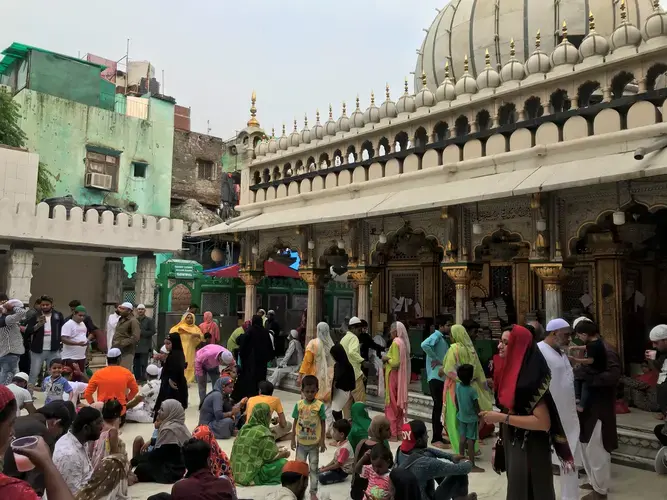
left=251, top=245, right=259, bottom=255
left=613, top=183, right=625, bottom=226
left=472, top=202, right=482, bottom=234
left=536, top=218, right=547, bottom=232
left=337, top=239, right=345, bottom=249
left=379, top=232, right=387, bottom=244
left=307, top=239, right=315, bottom=249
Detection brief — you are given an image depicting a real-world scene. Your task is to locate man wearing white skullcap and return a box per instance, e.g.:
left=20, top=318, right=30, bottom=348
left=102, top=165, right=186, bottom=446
left=111, top=302, right=141, bottom=371
left=84, top=345, right=138, bottom=419
left=194, top=342, right=236, bottom=402
left=648, top=325, right=667, bottom=449
left=133, top=304, right=155, bottom=383
left=126, top=363, right=162, bottom=423
left=538, top=318, right=581, bottom=500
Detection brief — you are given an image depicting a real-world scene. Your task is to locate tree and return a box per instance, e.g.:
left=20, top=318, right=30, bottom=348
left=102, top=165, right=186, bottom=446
left=0, top=88, right=26, bottom=148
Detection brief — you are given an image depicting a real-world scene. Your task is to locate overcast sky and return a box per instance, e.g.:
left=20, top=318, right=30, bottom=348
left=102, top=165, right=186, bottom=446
left=2, top=1, right=665, bottom=139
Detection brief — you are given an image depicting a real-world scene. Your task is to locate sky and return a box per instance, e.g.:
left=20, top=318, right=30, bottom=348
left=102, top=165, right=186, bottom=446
left=3, top=1, right=666, bottom=140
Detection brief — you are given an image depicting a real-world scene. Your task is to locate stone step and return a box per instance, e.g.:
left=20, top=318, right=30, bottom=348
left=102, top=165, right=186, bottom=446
left=267, top=368, right=661, bottom=472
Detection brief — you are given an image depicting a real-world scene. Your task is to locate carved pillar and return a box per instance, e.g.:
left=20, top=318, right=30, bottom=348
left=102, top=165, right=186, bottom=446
left=531, top=263, right=567, bottom=322
left=595, top=256, right=624, bottom=358
left=135, top=253, right=156, bottom=317
left=103, top=258, right=123, bottom=321
left=348, top=266, right=379, bottom=326
left=298, top=269, right=328, bottom=342
left=239, top=270, right=263, bottom=321
left=513, top=260, right=531, bottom=325
left=442, top=264, right=481, bottom=324
left=5, top=248, right=34, bottom=304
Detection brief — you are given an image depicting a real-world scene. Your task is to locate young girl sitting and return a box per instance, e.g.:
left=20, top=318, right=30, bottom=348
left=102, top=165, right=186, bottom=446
left=355, top=443, right=393, bottom=500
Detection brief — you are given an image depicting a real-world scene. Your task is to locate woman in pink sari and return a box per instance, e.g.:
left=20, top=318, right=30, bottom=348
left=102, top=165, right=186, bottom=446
left=383, top=321, right=411, bottom=439
left=199, top=312, right=220, bottom=345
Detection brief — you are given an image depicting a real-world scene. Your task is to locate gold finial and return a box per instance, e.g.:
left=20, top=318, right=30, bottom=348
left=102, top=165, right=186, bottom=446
left=536, top=29, right=542, bottom=49
left=355, top=95, right=361, bottom=110
left=421, top=71, right=427, bottom=86
left=328, top=104, right=333, bottom=119
left=281, top=123, right=286, bottom=136
left=293, top=119, right=297, bottom=131
left=562, top=21, right=568, bottom=41
left=654, top=0, right=661, bottom=11
left=404, top=78, right=409, bottom=95
left=247, top=90, right=259, bottom=128
left=342, top=102, right=347, bottom=115
left=444, top=61, right=450, bottom=78
left=510, top=38, right=516, bottom=57
left=271, top=126, right=275, bottom=138
left=316, top=109, right=320, bottom=122
left=385, top=83, right=390, bottom=100
left=463, top=55, right=469, bottom=73
left=304, top=114, right=308, bottom=128
left=589, top=11, right=595, bottom=31
left=370, top=91, right=375, bottom=105
left=484, top=48, right=491, bottom=68
left=620, top=0, right=627, bottom=22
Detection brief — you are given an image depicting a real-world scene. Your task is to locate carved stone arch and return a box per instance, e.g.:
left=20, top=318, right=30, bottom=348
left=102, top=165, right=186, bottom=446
left=377, top=137, right=390, bottom=156
left=475, top=110, right=491, bottom=132
left=272, top=166, right=281, bottom=181
left=473, top=226, right=531, bottom=262
left=253, top=170, right=262, bottom=185
left=550, top=89, right=571, bottom=114
left=610, top=71, right=635, bottom=100
left=346, top=145, right=357, bottom=164
left=282, top=162, right=292, bottom=178
left=433, top=121, right=450, bottom=142
left=454, top=115, right=470, bottom=136
left=294, top=159, right=304, bottom=175
left=262, top=168, right=271, bottom=183
left=333, top=149, right=343, bottom=167
left=318, top=152, right=330, bottom=169
left=258, top=238, right=303, bottom=267
left=577, top=80, right=602, bottom=108
left=317, top=242, right=350, bottom=273
left=306, top=156, right=316, bottom=172
left=394, top=131, right=409, bottom=152
left=524, top=96, right=544, bottom=120
left=646, top=63, right=667, bottom=91
left=498, top=102, right=518, bottom=126
left=414, top=126, right=428, bottom=147
left=369, top=223, right=446, bottom=266
left=360, top=140, right=375, bottom=161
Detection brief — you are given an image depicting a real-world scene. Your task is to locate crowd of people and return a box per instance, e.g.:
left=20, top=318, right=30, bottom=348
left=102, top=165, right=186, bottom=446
left=0, top=293, right=664, bottom=500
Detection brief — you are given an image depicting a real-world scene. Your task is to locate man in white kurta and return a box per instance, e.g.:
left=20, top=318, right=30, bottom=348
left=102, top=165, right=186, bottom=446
left=538, top=318, right=581, bottom=500
left=105, top=308, right=120, bottom=353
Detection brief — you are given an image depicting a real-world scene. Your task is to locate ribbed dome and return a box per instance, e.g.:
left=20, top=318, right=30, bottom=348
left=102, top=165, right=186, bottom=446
left=300, top=116, right=311, bottom=145
left=415, top=73, right=436, bottom=108
left=278, top=124, right=289, bottom=150
left=500, top=39, right=525, bottom=83
left=396, top=79, right=416, bottom=114
left=310, top=111, right=324, bottom=142
left=435, top=62, right=456, bottom=102
left=267, top=128, right=278, bottom=153
left=551, top=22, right=581, bottom=67
left=255, top=139, right=267, bottom=157
left=643, top=1, right=667, bottom=40
left=288, top=120, right=301, bottom=148
left=364, top=92, right=381, bottom=124
left=379, top=85, right=398, bottom=119
left=350, top=97, right=366, bottom=128
left=610, top=1, right=643, bottom=50
left=455, top=55, right=477, bottom=96
left=476, top=50, right=501, bottom=90
left=415, top=0, right=653, bottom=92
left=324, top=105, right=337, bottom=136
left=579, top=13, right=610, bottom=59
left=525, top=30, right=551, bottom=76
left=336, top=103, right=350, bottom=133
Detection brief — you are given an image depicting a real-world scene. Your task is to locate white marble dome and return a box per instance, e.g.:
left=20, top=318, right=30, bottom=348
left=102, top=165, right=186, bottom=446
left=435, top=62, right=456, bottom=102
left=379, top=85, right=398, bottom=119
left=611, top=2, right=643, bottom=50
left=455, top=56, right=477, bottom=96
left=415, top=73, right=436, bottom=108
left=310, top=111, right=324, bottom=142
left=643, top=2, right=667, bottom=40
left=476, top=50, right=501, bottom=90
left=350, top=98, right=366, bottom=128
left=324, top=106, right=337, bottom=136
left=336, top=103, right=350, bottom=133
left=255, top=139, right=267, bottom=157
left=579, top=14, right=610, bottom=59
left=288, top=120, right=301, bottom=147
left=396, top=80, right=416, bottom=114
left=267, top=129, right=278, bottom=153
left=415, top=0, right=654, bottom=92
left=364, top=92, right=381, bottom=124
left=278, top=124, right=289, bottom=150
left=525, top=31, right=551, bottom=76
left=551, top=23, right=581, bottom=67
left=500, top=40, right=525, bottom=83
left=300, top=116, right=311, bottom=145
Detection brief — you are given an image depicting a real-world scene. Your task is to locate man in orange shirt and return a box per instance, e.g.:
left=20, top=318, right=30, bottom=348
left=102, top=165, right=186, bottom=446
left=245, top=380, right=291, bottom=440
left=84, top=348, right=138, bottom=423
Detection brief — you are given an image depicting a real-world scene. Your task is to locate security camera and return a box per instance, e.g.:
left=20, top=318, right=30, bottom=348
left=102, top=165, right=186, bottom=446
left=634, top=148, right=646, bottom=161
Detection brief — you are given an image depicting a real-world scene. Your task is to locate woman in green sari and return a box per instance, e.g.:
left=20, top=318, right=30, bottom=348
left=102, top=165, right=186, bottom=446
left=231, top=403, right=290, bottom=485
left=347, top=402, right=372, bottom=451
left=441, top=324, right=494, bottom=453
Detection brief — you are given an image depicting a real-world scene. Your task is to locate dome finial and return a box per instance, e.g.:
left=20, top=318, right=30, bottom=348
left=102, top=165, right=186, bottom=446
left=328, top=104, right=333, bottom=119
left=386, top=83, right=391, bottom=100
left=304, top=114, right=308, bottom=127
left=355, top=95, right=361, bottom=110
left=562, top=21, right=568, bottom=41
left=247, top=90, right=260, bottom=128
left=370, top=91, right=375, bottom=105
left=510, top=38, right=516, bottom=57
left=421, top=71, right=427, bottom=86
left=271, top=126, right=275, bottom=137
left=620, top=0, right=627, bottom=22
left=536, top=29, right=542, bottom=49
left=444, top=60, right=451, bottom=78
left=316, top=109, right=320, bottom=122
left=589, top=11, right=596, bottom=31
left=654, top=0, right=661, bottom=11
left=464, top=54, right=469, bottom=73
left=281, top=123, right=286, bottom=136
left=342, top=102, right=347, bottom=115
left=404, top=78, right=409, bottom=95
left=484, top=48, right=491, bottom=68
left=293, top=119, right=297, bottom=131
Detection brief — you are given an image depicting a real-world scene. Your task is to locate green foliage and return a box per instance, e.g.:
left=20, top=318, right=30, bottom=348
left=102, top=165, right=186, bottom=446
left=0, top=89, right=26, bottom=148
left=36, top=161, right=55, bottom=202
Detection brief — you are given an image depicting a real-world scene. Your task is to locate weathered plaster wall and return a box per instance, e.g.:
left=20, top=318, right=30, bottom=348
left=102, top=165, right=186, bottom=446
left=171, top=129, right=223, bottom=208
left=0, top=145, right=38, bottom=205
left=13, top=89, right=175, bottom=217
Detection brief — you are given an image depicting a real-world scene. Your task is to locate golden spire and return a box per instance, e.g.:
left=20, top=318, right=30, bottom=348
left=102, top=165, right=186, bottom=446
left=510, top=38, right=516, bottom=57
left=328, top=104, right=333, bottom=119
left=404, top=78, right=409, bottom=95
left=562, top=21, right=568, bottom=41
left=385, top=83, right=391, bottom=100
left=316, top=109, right=320, bottom=123
left=620, top=0, right=627, bottom=22
left=355, top=95, right=361, bottom=110
left=654, top=0, right=661, bottom=11
left=304, top=114, right=308, bottom=128
left=271, top=126, right=275, bottom=138
left=341, top=102, right=347, bottom=116
left=370, top=91, right=375, bottom=105
left=421, top=71, right=427, bottom=86
left=536, top=29, right=542, bottom=49
left=463, top=55, right=469, bottom=73
left=281, top=123, right=286, bottom=136
left=589, top=11, right=596, bottom=31
left=444, top=61, right=451, bottom=78
left=293, top=119, right=297, bottom=131
left=247, top=90, right=259, bottom=127
left=484, top=48, right=491, bottom=68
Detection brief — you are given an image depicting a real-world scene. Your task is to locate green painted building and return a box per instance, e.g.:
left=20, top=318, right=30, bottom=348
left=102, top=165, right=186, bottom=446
left=0, top=43, right=175, bottom=216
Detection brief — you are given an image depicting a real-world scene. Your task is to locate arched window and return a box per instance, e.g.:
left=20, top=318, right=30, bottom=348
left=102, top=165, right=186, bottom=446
left=253, top=171, right=261, bottom=185
left=454, top=116, right=470, bottom=136
left=498, top=103, right=518, bottom=126
left=361, top=140, right=374, bottom=160
left=475, top=110, right=491, bottom=132
left=394, top=131, right=409, bottom=152
left=346, top=145, right=356, bottom=164
left=577, top=81, right=601, bottom=108
left=433, top=122, right=449, bottom=142
left=414, top=127, right=428, bottom=147
left=378, top=137, right=390, bottom=157
left=611, top=71, right=635, bottom=100
left=262, top=168, right=270, bottom=183
left=524, top=96, right=544, bottom=120
left=550, top=89, right=571, bottom=113
left=272, top=166, right=281, bottom=181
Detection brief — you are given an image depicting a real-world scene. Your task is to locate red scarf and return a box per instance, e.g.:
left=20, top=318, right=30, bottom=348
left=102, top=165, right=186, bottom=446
left=497, top=325, right=533, bottom=412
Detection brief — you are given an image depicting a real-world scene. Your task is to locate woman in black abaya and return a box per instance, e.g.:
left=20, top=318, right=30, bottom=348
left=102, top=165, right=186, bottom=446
left=232, top=315, right=274, bottom=401
left=153, top=333, right=188, bottom=420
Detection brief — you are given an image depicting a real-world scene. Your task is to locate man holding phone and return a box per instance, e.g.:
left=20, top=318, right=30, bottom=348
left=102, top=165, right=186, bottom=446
left=25, top=296, right=66, bottom=388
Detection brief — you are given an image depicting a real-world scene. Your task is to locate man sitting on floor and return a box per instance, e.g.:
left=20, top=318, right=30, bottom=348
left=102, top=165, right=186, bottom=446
left=244, top=380, right=292, bottom=440
left=126, top=364, right=162, bottom=423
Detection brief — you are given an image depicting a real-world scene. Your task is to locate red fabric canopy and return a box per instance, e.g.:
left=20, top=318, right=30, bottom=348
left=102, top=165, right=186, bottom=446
left=204, top=261, right=300, bottom=279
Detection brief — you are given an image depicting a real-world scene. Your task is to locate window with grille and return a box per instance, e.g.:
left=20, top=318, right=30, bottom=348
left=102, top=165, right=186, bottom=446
left=85, top=150, right=120, bottom=191
left=201, top=293, right=230, bottom=315
left=197, top=159, right=215, bottom=180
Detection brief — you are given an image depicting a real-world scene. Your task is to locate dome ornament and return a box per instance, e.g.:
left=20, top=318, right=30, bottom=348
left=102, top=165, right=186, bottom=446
left=278, top=123, right=288, bottom=151
left=324, top=104, right=337, bottom=136
left=404, top=78, right=410, bottom=95
left=476, top=48, right=501, bottom=91
left=525, top=29, right=551, bottom=76
left=455, top=54, right=478, bottom=96
left=370, top=91, right=376, bottom=105
left=300, top=113, right=311, bottom=145
left=350, top=95, right=366, bottom=128
left=379, top=83, right=398, bottom=119
left=397, top=78, right=416, bottom=114
left=336, top=102, right=351, bottom=133
left=643, top=0, right=667, bottom=42
left=247, top=90, right=260, bottom=128
left=580, top=11, right=610, bottom=60
left=415, top=71, right=436, bottom=108
left=310, top=109, right=324, bottom=142
left=501, top=38, right=526, bottom=83
left=436, top=61, right=457, bottom=102
left=385, top=83, right=391, bottom=100
left=364, top=91, right=381, bottom=124
left=268, top=127, right=278, bottom=153
left=288, top=118, right=301, bottom=148
left=535, top=29, right=542, bottom=49
left=561, top=21, right=568, bottom=42
left=551, top=19, right=580, bottom=68
left=610, top=0, right=642, bottom=51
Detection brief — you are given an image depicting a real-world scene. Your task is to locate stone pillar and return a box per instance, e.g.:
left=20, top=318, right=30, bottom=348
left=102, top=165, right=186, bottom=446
left=239, top=270, right=263, bottom=321
left=442, top=264, right=480, bottom=324
left=5, top=248, right=34, bottom=304
left=299, top=269, right=328, bottom=342
left=348, top=267, right=378, bottom=326
left=594, top=256, right=624, bottom=356
left=103, top=258, right=123, bottom=320
left=531, top=263, right=566, bottom=323
left=135, top=253, right=157, bottom=316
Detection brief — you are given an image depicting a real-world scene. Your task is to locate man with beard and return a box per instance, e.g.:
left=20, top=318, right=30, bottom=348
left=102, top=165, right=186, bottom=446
left=25, top=295, right=66, bottom=387
left=133, top=304, right=155, bottom=383
left=538, top=318, right=581, bottom=500
left=111, top=302, right=141, bottom=370
left=267, top=460, right=310, bottom=500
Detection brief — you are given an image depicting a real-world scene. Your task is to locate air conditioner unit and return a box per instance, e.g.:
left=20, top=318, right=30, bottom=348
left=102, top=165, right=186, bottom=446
left=85, top=172, right=113, bottom=190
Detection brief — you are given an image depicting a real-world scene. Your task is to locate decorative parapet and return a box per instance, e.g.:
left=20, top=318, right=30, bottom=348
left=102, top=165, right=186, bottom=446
left=0, top=199, right=183, bottom=252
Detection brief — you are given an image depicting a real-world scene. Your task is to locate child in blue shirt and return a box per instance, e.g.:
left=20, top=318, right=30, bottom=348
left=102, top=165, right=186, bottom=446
left=42, top=358, right=73, bottom=404
left=455, top=363, right=484, bottom=472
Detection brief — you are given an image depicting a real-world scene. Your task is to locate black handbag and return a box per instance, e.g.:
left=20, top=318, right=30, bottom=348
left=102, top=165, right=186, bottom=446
left=492, top=432, right=506, bottom=475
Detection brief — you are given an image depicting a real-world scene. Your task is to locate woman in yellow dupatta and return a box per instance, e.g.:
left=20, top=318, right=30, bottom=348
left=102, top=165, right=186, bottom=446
left=170, top=313, right=202, bottom=383
left=440, top=324, right=493, bottom=453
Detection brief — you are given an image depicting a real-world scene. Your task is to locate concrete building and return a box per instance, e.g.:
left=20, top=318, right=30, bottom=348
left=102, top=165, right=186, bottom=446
left=197, top=2, right=667, bottom=467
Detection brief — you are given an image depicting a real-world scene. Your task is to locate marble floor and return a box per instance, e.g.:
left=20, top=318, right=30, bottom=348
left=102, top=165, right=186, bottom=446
left=29, top=388, right=667, bottom=499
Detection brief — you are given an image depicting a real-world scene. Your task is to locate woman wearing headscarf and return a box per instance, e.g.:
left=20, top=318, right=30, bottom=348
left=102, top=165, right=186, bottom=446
left=481, top=325, right=574, bottom=500
left=169, top=313, right=202, bottom=383
left=153, top=334, right=188, bottom=420
left=269, top=329, right=304, bottom=388
left=347, top=402, right=372, bottom=451
left=441, top=324, right=494, bottom=453
left=350, top=414, right=391, bottom=500
left=330, top=344, right=356, bottom=421
left=192, top=425, right=234, bottom=483
left=383, top=321, right=411, bottom=439
left=232, top=315, right=274, bottom=400
left=227, top=320, right=249, bottom=360
left=199, top=377, right=242, bottom=439
left=198, top=312, right=220, bottom=345
left=230, top=403, right=290, bottom=486
left=298, top=321, right=335, bottom=433
left=131, top=399, right=190, bottom=484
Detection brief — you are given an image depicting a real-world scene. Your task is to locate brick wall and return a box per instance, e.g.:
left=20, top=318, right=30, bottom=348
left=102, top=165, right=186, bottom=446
left=174, top=105, right=191, bottom=132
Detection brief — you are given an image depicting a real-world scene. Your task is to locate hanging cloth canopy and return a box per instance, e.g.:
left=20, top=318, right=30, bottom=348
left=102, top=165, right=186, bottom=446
left=204, top=260, right=301, bottom=279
